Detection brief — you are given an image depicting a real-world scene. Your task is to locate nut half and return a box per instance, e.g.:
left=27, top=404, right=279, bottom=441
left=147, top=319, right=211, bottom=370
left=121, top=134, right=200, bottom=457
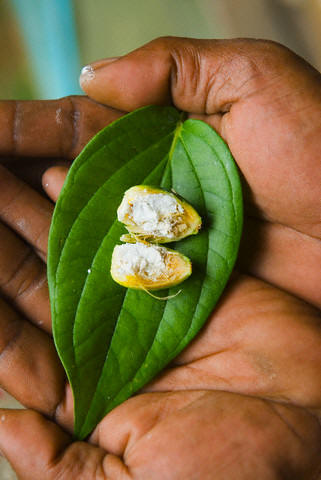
left=117, top=185, right=201, bottom=243
left=110, top=242, right=192, bottom=290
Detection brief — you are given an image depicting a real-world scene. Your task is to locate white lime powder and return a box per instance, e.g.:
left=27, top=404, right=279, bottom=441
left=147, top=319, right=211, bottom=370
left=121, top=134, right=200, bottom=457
left=118, top=192, right=184, bottom=238
left=114, top=242, right=168, bottom=279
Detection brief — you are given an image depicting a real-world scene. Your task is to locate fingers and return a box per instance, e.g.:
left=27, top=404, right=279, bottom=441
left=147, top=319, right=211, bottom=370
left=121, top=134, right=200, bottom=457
left=0, top=164, right=68, bottom=332
left=42, top=166, right=69, bottom=203
left=0, top=222, right=51, bottom=332
left=0, top=298, right=69, bottom=424
left=0, top=409, right=125, bottom=480
left=0, top=96, right=123, bottom=160
left=0, top=165, right=53, bottom=260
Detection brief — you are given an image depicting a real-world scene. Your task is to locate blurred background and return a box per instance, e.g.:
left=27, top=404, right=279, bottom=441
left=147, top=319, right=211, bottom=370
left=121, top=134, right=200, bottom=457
left=2, top=0, right=321, bottom=100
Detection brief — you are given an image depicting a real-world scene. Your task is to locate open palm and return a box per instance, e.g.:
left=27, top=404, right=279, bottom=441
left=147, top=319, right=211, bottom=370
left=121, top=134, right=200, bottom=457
left=0, top=38, right=320, bottom=479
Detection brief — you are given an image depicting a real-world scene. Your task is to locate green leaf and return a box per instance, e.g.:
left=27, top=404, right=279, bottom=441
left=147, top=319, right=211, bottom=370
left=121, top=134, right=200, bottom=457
left=48, top=105, right=243, bottom=439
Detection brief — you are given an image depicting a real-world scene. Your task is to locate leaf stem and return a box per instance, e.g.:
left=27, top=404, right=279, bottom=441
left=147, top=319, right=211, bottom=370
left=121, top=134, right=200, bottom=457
left=168, top=111, right=185, bottom=163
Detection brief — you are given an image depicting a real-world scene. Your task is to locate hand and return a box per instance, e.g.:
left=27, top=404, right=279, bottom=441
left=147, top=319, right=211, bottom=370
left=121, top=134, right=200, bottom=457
left=0, top=37, right=320, bottom=479
left=0, top=166, right=319, bottom=480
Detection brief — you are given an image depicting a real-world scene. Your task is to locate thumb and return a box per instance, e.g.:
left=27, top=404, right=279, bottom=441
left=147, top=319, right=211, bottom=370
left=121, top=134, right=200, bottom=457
left=0, top=409, right=70, bottom=479
left=80, top=40, right=173, bottom=111
left=78, top=37, right=306, bottom=116
left=78, top=37, right=250, bottom=114
left=0, top=408, right=115, bottom=480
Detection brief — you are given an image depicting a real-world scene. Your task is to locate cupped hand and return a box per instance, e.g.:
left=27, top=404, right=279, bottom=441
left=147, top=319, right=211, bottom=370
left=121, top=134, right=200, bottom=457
left=0, top=37, right=320, bottom=479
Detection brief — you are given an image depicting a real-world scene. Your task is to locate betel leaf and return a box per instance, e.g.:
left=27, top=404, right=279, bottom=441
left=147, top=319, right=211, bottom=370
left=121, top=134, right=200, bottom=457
left=48, top=105, right=243, bottom=439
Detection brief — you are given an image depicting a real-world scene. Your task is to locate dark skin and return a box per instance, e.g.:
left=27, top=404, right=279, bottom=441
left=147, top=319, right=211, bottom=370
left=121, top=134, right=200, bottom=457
left=0, top=37, right=320, bottom=479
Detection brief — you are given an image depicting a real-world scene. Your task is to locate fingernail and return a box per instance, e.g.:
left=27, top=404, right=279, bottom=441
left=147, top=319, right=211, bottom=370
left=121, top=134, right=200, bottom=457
left=79, top=65, right=95, bottom=88
left=81, top=64, right=95, bottom=79
left=79, top=57, right=120, bottom=88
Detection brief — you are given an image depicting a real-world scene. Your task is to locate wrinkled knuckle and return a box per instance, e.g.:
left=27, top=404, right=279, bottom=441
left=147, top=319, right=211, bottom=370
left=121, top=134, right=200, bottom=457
left=148, top=36, right=202, bottom=85
left=67, top=96, right=81, bottom=158
left=1, top=249, right=44, bottom=302
left=16, top=268, right=47, bottom=303
left=55, top=96, right=80, bottom=159
left=1, top=249, right=33, bottom=293
left=170, top=43, right=206, bottom=112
